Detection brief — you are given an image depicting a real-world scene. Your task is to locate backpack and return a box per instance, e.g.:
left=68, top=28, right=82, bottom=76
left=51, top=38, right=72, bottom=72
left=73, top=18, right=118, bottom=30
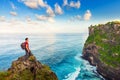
left=21, top=42, right=26, bottom=49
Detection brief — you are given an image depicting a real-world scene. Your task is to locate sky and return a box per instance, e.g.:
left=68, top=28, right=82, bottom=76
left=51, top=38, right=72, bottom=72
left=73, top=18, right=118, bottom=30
left=0, top=0, right=120, bottom=33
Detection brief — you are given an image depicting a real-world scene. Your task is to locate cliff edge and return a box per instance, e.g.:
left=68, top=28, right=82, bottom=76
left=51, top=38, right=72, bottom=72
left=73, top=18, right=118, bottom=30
left=82, top=21, right=120, bottom=80
left=0, top=55, right=58, bottom=80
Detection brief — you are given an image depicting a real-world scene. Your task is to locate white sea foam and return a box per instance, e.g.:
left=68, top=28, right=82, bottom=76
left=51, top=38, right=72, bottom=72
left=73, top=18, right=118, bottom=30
left=75, top=53, right=82, bottom=61
left=63, top=67, right=81, bottom=80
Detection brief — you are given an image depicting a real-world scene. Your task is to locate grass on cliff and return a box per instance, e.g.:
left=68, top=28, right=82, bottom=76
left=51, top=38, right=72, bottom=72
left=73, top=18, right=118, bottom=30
left=0, top=71, right=11, bottom=80
left=86, top=21, right=120, bottom=67
left=0, top=65, right=57, bottom=80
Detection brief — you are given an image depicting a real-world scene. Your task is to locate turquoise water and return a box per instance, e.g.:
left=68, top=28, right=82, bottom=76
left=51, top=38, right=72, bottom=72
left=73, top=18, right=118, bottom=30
left=0, top=33, right=104, bottom=80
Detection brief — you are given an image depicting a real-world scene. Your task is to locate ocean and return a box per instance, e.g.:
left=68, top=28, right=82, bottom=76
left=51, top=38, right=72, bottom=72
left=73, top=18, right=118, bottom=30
left=0, top=33, right=104, bottom=80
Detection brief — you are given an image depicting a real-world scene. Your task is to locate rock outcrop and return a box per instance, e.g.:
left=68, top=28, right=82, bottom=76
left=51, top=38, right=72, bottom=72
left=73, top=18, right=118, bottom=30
left=0, top=55, right=58, bottom=80
left=82, top=21, right=120, bottom=80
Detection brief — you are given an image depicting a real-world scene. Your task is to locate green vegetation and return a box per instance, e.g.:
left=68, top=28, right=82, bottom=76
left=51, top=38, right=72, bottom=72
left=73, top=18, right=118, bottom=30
left=86, top=21, right=120, bottom=67
left=0, top=65, right=57, bottom=80
left=0, top=71, right=10, bottom=80
left=36, top=65, right=57, bottom=80
left=0, top=55, right=58, bottom=80
left=28, top=55, right=36, bottom=62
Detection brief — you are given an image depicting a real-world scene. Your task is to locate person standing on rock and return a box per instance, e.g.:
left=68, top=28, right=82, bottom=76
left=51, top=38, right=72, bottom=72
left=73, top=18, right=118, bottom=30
left=21, top=38, right=32, bottom=57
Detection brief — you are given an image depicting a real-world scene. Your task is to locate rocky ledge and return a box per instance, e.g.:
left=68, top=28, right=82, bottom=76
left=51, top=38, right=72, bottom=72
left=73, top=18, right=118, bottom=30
left=82, top=21, right=120, bottom=80
left=0, top=55, right=58, bottom=80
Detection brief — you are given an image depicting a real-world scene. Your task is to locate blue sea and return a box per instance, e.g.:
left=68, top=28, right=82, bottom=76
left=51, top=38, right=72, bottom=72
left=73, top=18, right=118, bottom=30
left=0, top=33, right=104, bottom=80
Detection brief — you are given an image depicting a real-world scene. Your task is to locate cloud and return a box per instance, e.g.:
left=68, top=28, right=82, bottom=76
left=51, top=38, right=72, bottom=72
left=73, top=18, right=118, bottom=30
left=38, top=0, right=48, bottom=7
left=46, top=6, right=55, bottom=17
left=0, top=17, right=90, bottom=34
left=35, top=14, right=55, bottom=23
left=10, top=11, right=17, bottom=16
left=84, top=10, right=92, bottom=20
left=69, top=15, right=81, bottom=22
left=22, top=0, right=52, bottom=17
left=48, top=17, right=55, bottom=23
left=69, top=10, right=92, bottom=22
left=10, top=2, right=17, bottom=10
left=75, top=15, right=81, bottom=20
left=21, top=0, right=57, bottom=18
left=63, top=0, right=80, bottom=9
left=8, top=18, right=19, bottom=23
left=26, top=16, right=31, bottom=22
left=63, top=0, right=68, bottom=6
left=22, top=0, right=48, bottom=9
left=23, top=0, right=38, bottom=9
left=75, top=0, right=81, bottom=8
left=69, top=0, right=80, bottom=8
left=36, top=15, right=48, bottom=21
left=55, top=3, right=63, bottom=15
left=0, top=16, right=6, bottom=22
left=21, top=0, right=55, bottom=17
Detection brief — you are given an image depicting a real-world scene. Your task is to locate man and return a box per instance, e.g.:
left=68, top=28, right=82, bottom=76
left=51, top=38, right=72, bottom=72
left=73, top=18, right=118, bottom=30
left=24, top=38, right=32, bottom=57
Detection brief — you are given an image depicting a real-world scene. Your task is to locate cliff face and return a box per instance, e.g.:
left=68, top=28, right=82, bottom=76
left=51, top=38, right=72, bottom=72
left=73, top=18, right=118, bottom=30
left=0, top=55, right=58, bottom=80
left=82, top=21, right=120, bottom=80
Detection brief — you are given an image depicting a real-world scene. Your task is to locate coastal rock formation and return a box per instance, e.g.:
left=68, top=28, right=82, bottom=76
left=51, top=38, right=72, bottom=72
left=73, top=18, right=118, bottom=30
left=82, top=21, right=120, bottom=80
left=0, top=55, right=58, bottom=80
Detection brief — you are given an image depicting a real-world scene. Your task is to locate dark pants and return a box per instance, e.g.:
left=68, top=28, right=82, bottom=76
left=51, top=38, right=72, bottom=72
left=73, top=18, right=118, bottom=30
left=25, top=49, right=32, bottom=57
